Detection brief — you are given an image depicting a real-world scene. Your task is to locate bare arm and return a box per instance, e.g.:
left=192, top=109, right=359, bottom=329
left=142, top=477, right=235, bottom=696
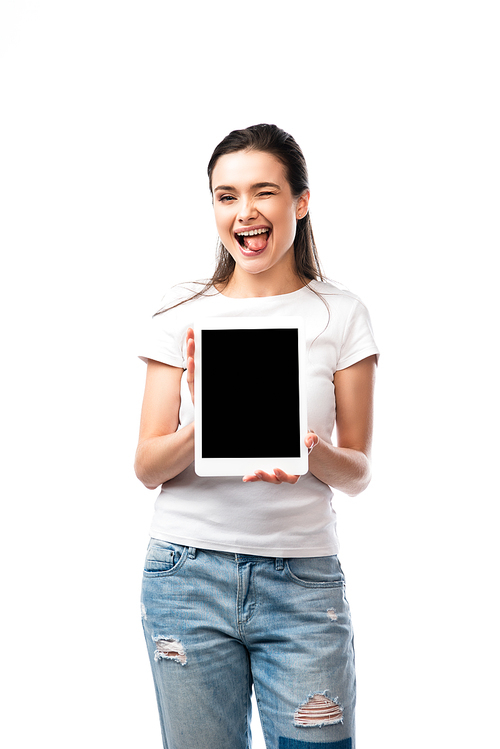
left=134, top=354, right=195, bottom=491
left=308, top=354, right=377, bottom=496
left=244, top=355, right=377, bottom=495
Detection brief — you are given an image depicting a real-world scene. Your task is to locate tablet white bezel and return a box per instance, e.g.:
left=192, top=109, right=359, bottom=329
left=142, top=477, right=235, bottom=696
left=194, top=316, right=308, bottom=477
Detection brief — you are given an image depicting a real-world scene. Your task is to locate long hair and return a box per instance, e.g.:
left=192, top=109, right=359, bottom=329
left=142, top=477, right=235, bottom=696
left=207, top=123, right=325, bottom=289
left=155, top=124, right=326, bottom=314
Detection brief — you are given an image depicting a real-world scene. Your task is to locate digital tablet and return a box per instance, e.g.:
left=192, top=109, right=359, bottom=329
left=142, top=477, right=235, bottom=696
left=194, top=316, right=308, bottom=477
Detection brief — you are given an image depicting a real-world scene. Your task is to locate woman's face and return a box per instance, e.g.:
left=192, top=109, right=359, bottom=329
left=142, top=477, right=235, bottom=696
left=211, top=149, right=309, bottom=285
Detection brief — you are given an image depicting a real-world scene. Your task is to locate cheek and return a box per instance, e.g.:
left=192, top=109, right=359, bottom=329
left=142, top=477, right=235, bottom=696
left=216, top=219, right=237, bottom=253
left=276, top=214, right=298, bottom=248
left=214, top=213, right=231, bottom=240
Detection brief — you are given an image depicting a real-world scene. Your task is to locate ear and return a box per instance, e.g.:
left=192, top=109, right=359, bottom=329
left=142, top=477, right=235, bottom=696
left=296, top=190, right=310, bottom=220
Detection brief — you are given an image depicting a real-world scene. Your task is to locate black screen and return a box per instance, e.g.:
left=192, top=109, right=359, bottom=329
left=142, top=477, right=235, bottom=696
left=201, top=328, right=301, bottom=459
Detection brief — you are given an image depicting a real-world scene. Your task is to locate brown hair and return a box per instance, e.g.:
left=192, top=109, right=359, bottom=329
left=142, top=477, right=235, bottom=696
left=207, top=123, right=325, bottom=289
left=155, top=124, right=325, bottom=314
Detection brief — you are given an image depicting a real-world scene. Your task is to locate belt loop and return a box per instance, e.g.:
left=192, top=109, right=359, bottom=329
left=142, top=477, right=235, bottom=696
left=275, top=557, right=284, bottom=571
left=188, top=547, right=197, bottom=559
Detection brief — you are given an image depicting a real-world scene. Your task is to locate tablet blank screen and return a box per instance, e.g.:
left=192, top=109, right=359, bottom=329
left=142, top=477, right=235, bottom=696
left=201, top=328, right=300, bottom=459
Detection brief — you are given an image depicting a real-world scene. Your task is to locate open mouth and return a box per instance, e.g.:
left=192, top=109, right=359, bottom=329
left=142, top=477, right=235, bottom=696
left=235, top=227, right=271, bottom=252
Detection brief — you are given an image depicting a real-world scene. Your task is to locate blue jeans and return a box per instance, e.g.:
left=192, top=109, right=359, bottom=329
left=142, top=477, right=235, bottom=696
left=141, top=540, right=356, bottom=749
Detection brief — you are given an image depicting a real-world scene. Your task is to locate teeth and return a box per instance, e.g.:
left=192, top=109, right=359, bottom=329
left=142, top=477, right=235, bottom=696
left=236, top=228, right=269, bottom=237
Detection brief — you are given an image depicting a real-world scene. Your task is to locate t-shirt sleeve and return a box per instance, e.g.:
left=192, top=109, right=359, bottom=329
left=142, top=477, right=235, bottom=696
left=337, top=298, right=380, bottom=370
left=138, top=289, right=188, bottom=368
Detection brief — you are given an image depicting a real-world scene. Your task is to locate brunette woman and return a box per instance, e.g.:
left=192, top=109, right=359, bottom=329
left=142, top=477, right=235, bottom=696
left=136, top=124, right=379, bottom=749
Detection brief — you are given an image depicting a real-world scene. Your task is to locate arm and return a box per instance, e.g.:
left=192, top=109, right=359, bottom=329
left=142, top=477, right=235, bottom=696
left=134, top=352, right=195, bottom=490
left=244, top=354, right=377, bottom=494
left=308, top=354, right=377, bottom=496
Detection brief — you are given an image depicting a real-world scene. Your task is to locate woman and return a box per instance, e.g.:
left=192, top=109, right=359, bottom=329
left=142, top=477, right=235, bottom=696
left=135, top=124, right=379, bottom=749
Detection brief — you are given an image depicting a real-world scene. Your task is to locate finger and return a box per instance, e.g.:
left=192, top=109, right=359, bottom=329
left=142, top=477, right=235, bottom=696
left=186, top=330, right=195, bottom=365
left=186, top=328, right=195, bottom=402
left=272, top=468, right=300, bottom=484
left=242, top=470, right=299, bottom=485
left=242, top=474, right=261, bottom=483
left=305, top=432, right=319, bottom=453
left=242, top=470, right=277, bottom=483
left=187, top=357, right=195, bottom=399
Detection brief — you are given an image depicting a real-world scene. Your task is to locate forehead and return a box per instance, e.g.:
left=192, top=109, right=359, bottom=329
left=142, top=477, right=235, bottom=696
left=211, top=150, right=288, bottom=190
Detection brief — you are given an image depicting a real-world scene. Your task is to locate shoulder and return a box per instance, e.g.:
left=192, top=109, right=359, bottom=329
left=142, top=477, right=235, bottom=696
left=308, top=281, right=379, bottom=369
left=308, top=278, right=361, bottom=300
left=140, top=281, right=215, bottom=367
left=306, top=279, right=371, bottom=317
left=305, top=279, right=378, bottom=361
left=154, top=280, right=215, bottom=314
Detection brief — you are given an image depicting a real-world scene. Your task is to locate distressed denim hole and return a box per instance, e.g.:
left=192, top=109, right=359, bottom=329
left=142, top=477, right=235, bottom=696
left=153, top=637, right=187, bottom=665
left=294, top=693, right=343, bottom=727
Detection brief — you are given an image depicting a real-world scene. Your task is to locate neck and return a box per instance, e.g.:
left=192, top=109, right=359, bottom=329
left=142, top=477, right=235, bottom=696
left=220, top=266, right=306, bottom=298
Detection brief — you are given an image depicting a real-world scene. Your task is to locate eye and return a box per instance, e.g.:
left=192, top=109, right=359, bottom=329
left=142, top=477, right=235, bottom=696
left=257, top=191, right=275, bottom=197
left=218, top=194, right=236, bottom=203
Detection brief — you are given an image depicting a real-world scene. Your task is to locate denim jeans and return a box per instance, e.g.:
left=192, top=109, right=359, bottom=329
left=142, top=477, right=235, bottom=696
left=141, top=540, right=356, bottom=749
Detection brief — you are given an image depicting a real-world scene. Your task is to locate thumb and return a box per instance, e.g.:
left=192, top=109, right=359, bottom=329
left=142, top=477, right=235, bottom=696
left=305, top=431, right=319, bottom=453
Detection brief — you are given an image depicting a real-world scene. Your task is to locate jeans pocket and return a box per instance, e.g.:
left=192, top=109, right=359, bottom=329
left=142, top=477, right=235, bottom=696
left=284, top=555, right=345, bottom=588
left=143, top=540, right=187, bottom=576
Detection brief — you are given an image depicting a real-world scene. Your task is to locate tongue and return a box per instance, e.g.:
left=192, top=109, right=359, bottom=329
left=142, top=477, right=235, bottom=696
left=244, top=233, right=268, bottom=251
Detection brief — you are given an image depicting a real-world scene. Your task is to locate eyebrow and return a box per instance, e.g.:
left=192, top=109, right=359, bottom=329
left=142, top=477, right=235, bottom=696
left=213, top=182, right=281, bottom=193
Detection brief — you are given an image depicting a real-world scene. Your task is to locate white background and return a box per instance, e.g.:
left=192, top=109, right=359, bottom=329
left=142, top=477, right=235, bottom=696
left=1, top=1, right=498, bottom=747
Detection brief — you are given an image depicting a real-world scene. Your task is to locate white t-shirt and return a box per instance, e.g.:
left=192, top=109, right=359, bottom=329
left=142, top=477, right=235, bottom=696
left=139, top=279, right=379, bottom=557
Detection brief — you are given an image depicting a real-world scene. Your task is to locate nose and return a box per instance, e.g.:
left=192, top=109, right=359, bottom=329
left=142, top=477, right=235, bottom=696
left=238, top=196, right=258, bottom=223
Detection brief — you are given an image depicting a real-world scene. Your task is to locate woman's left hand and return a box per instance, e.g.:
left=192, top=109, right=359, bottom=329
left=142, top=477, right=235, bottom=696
left=242, top=432, right=319, bottom=484
left=186, top=327, right=195, bottom=404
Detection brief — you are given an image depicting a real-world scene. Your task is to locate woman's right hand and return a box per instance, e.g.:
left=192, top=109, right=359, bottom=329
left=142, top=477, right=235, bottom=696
left=186, top=327, right=195, bottom=404
left=134, top=336, right=196, bottom=489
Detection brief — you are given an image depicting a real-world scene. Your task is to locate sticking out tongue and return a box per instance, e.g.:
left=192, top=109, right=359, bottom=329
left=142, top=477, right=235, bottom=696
left=244, top=232, right=268, bottom=251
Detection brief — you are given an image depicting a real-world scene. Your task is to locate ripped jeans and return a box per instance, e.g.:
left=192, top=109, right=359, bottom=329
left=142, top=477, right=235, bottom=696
left=141, top=540, right=356, bottom=749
